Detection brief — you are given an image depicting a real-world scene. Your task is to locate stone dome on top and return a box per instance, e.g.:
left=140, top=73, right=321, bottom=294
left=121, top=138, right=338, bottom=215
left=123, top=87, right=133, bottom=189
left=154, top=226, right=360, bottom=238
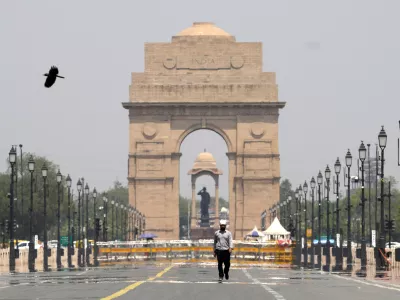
left=193, top=150, right=217, bottom=169
left=176, top=22, right=231, bottom=37
left=188, top=150, right=223, bottom=175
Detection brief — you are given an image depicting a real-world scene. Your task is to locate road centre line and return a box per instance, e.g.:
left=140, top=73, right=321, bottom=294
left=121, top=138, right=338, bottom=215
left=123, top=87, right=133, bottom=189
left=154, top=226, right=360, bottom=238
left=100, top=265, right=174, bottom=300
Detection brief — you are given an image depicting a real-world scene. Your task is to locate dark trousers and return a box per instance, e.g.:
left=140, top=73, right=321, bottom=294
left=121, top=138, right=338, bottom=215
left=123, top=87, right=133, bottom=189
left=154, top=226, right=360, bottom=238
left=216, top=249, right=230, bottom=277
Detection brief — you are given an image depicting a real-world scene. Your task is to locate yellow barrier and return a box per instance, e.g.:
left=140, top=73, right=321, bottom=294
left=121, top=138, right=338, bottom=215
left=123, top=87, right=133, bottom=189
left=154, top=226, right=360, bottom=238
left=99, top=246, right=292, bottom=256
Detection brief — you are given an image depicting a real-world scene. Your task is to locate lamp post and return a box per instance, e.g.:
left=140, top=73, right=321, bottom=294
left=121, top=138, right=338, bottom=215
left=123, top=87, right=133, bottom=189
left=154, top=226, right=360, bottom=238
left=66, top=175, right=72, bottom=268
left=367, top=143, right=372, bottom=246
left=56, top=170, right=62, bottom=270
left=359, top=141, right=367, bottom=270
left=287, top=196, right=292, bottom=230
left=120, top=205, right=125, bottom=241
left=344, top=150, right=353, bottom=271
left=42, top=164, right=49, bottom=272
left=84, top=183, right=89, bottom=266
left=76, top=179, right=82, bottom=267
left=8, top=146, right=17, bottom=272
left=28, top=156, right=35, bottom=272
left=317, top=171, right=323, bottom=269
left=283, top=201, right=287, bottom=228
left=325, top=165, right=331, bottom=269
left=303, top=181, right=308, bottom=268
left=103, top=194, right=108, bottom=242
left=310, top=177, right=316, bottom=269
left=72, top=211, right=77, bottom=258
left=377, top=126, right=387, bottom=270
left=93, top=188, right=97, bottom=239
left=298, top=185, right=303, bottom=243
left=111, top=200, right=115, bottom=240
left=334, top=158, right=343, bottom=270
left=294, top=188, right=299, bottom=243
left=115, top=203, right=119, bottom=240
left=139, top=213, right=142, bottom=236
left=93, top=188, right=98, bottom=267
left=133, top=209, right=137, bottom=240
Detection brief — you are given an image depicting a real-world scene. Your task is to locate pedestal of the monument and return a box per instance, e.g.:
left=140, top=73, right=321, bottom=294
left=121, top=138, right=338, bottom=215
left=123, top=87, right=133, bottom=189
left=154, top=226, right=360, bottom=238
left=190, top=227, right=215, bottom=240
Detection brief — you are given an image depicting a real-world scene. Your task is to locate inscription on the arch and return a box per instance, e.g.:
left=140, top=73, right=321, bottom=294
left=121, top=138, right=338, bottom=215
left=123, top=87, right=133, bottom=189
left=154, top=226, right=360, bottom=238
left=177, top=55, right=230, bottom=70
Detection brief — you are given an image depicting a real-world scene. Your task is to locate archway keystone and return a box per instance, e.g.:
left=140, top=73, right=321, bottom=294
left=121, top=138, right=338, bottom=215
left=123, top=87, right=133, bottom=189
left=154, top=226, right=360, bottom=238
left=123, top=22, right=285, bottom=240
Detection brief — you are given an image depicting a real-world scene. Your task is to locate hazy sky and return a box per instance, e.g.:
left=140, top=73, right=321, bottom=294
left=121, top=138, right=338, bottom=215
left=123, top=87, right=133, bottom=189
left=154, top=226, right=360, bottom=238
left=1, top=0, right=400, bottom=202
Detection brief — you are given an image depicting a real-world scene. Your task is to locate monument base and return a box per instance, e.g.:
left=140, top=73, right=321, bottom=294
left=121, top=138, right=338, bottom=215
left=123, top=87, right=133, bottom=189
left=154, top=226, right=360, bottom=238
left=190, top=227, right=216, bottom=240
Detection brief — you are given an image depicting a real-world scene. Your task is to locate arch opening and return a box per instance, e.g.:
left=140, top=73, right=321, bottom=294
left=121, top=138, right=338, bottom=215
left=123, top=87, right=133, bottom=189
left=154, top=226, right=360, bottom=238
left=179, top=129, right=229, bottom=239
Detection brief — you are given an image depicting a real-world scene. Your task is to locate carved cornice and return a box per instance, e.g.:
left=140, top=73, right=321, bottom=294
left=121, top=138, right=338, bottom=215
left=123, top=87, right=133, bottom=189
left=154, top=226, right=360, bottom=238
left=123, top=102, right=285, bottom=116
left=226, top=152, right=237, bottom=160
left=129, top=153, right=171, bottom=158
left=128, top=177, right=174, bottom=182
left=234, top=176, right=281, bottom=182
left=171, top=152, right=183, bottom=159
left=237, top=153, right=280, bottom=158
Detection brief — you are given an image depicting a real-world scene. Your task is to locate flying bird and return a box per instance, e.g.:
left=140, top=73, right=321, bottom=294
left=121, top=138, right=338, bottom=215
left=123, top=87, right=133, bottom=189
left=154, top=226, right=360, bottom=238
left=43, top=66, right=64, bottom=88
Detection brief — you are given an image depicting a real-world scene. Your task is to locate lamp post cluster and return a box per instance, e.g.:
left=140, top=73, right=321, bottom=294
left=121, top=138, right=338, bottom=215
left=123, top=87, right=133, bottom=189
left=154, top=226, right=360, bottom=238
left=266, top=126, right=389, bottom=271
left=5, top=146, right=146, bottom=273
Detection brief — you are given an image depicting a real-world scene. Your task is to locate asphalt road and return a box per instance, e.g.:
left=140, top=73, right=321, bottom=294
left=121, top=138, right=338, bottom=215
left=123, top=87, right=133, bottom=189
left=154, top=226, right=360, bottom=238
left=0, top=263, right=399, bottom=300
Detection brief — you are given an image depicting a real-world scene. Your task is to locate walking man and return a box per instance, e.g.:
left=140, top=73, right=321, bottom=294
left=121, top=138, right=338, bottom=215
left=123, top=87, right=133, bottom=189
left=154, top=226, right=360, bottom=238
left=213, top=219, right=233, bottom=282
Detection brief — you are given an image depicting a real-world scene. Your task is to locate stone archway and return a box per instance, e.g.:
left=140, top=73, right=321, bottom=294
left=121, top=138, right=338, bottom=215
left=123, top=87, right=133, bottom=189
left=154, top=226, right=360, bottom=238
left=123, top=22, right=285, bottom=240
left=187, top=151, right=223, bottom=230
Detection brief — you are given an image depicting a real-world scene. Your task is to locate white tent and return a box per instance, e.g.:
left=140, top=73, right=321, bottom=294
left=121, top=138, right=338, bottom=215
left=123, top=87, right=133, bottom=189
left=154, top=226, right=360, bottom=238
left=262, top=217, right=291, bottom=241
left=245, top=226, right=265, bottom=237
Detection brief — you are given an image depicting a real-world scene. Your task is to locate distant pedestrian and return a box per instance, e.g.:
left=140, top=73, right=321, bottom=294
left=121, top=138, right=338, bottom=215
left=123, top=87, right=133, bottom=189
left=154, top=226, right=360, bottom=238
left=213, top=219, right=233, bottom=282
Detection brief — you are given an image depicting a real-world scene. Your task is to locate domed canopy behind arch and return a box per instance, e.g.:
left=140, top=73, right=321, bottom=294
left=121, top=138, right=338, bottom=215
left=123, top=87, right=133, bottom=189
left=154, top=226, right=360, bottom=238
left=188, top=149, right=223, bottom=176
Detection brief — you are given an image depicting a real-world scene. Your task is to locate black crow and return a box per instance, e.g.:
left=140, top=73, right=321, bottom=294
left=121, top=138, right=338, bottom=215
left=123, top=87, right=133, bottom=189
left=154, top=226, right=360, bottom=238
left=44, top=66, right=64, bottom=88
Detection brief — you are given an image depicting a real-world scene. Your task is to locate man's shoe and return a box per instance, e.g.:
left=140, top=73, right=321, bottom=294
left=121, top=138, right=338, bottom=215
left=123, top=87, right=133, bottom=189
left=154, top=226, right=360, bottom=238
left=225, top=273, right=229, bottom=280
left=219, top=277, right=223, bottom=283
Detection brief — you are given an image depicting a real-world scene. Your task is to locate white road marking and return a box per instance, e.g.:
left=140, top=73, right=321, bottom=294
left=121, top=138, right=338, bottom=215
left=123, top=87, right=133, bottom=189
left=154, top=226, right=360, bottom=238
left=243, top=269, right=286, bottom=300
left=332, top=274, right=400, bottom=292
left=0, top=282, right=30, bottom=289
left=148, top=279, right=284, bottom=285
left=77, top=269, right=89, bottom=276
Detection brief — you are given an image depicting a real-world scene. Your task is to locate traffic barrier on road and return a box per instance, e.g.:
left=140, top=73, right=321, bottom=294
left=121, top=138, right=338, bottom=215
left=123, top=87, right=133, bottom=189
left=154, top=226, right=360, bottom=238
left=97, top=240, right=293, bottom=264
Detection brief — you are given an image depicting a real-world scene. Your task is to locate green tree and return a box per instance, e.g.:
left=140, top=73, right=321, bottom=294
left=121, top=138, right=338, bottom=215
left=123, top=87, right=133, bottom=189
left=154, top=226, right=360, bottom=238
left=280, top=178, right=295, bottom=203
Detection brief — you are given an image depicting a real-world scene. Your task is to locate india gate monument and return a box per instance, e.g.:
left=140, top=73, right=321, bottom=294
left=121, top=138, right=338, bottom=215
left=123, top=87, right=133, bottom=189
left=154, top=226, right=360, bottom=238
left=122, top=22, right=285, bottom=240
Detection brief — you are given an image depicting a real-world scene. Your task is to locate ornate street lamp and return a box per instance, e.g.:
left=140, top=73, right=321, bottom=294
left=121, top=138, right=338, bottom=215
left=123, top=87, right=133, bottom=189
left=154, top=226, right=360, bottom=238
left=334, top=158, right=343, bottom=270
left=359, top=141, right=367, bottom=270
left=377, top=126, right=387, bottom=270
left=344, top=149, right=353, bottom=270
left=84, top=183, right=89, bottom=266
left=42, top=163, right=49, bottom=272
left=76, top=179, right=82, bottom=267
left=115, top=202, right=119, bottom=240
left=287, top=196, right=292, bottom=233
left=303, top=181, right=308, bottom=268
left=92, top=188, right=99, bottom=267
left=111, top=199, right=115, bottom=240
left=294, top=188, right=299, bottom=242
left=317, top=171, right=323, bottom=269
left=325, top=165, right=331, bottom=269
left=103, top=194, right=108, bottom=242
left=66, top=175, right=73, bottom=268
left=310, top=177, right=316, bottom=269
left=56, top=170, right=62, bottom=270
left=8, top=146, right=17, bottom=272
left=28, top=156, right=35, bottom=272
